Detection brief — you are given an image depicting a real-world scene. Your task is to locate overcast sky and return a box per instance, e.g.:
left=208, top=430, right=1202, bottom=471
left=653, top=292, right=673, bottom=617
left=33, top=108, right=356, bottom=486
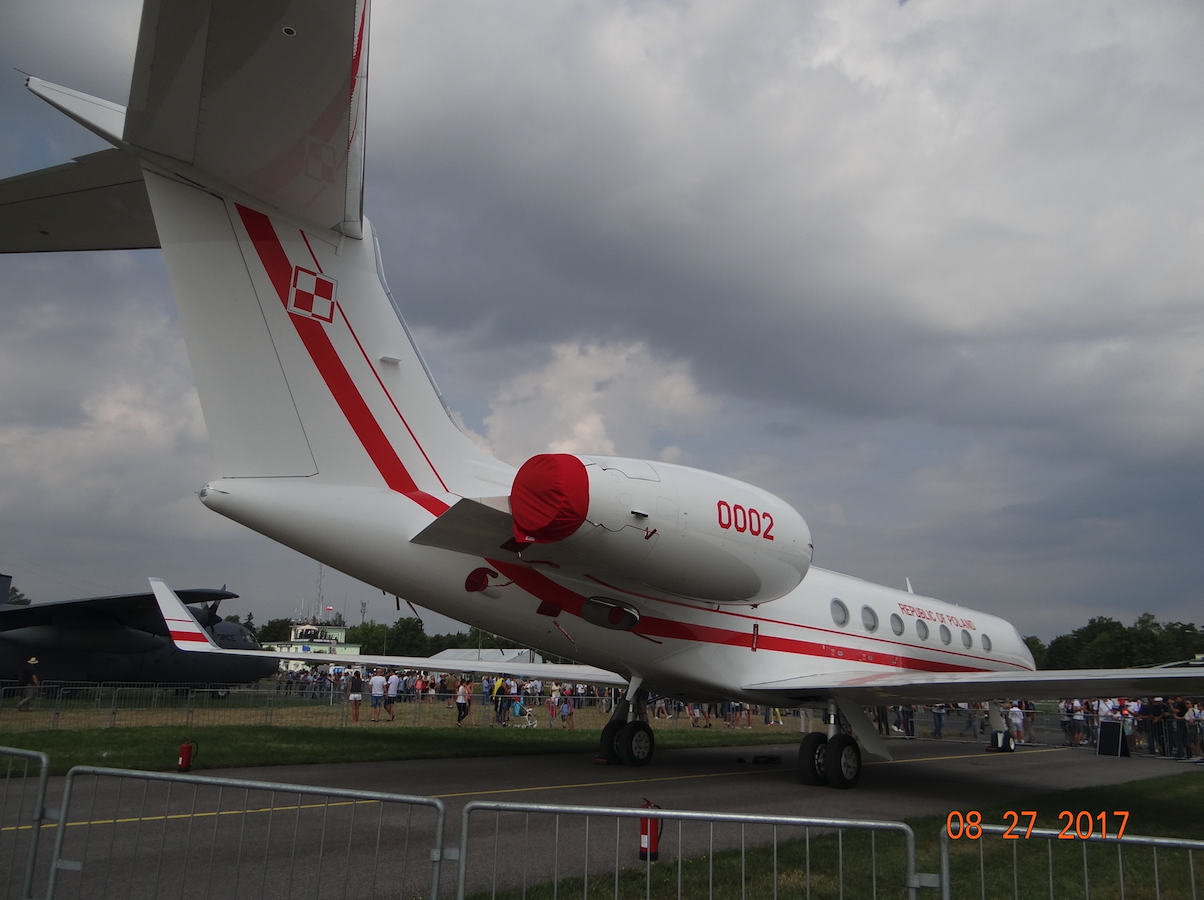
left=1, top=0, right=1202, bottom=641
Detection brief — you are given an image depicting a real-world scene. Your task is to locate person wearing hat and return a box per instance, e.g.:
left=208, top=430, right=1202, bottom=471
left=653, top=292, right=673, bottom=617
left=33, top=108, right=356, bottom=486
left=16, top=657, right=39, bottom=711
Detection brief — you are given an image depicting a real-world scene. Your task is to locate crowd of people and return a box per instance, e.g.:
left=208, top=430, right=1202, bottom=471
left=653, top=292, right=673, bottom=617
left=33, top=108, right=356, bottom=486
left=870, top=697, right=1203, bottom=758
left=1056, top=696, right=1202, bottom=757
left=270, top=668, right=630, bottom=727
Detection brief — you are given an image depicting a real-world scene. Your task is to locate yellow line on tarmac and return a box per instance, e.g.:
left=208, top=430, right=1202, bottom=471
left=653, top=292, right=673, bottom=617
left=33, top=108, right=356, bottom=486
left=430, top=766, right=780, bottom=799
left=1, top=798, right=381, bottom=832
left=2, top=767, right=784, bottom=830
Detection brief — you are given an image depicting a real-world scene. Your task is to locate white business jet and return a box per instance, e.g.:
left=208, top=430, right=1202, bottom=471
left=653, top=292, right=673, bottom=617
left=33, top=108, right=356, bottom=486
left=3, top=0, right=1201, bottom=789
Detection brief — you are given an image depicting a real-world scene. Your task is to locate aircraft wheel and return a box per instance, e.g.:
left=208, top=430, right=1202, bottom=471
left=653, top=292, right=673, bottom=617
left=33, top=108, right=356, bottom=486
left=1002, top=732, right=1016, bottom=752
left=617, top=721, right=655, bottom=767
left=798, top=732, right=828, bottom=785
left=600, top=720, right=624, bottom=764
left=826, top=734, right=862, bottom=789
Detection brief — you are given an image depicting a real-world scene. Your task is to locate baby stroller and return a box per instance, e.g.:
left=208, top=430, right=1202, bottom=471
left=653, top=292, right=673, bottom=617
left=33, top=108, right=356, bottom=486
left=511, top=698, right=539, bottom=728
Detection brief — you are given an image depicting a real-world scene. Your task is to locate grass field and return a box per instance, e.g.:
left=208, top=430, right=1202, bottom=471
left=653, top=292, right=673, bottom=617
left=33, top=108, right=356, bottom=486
left=0, top=722, right=792, bottom=775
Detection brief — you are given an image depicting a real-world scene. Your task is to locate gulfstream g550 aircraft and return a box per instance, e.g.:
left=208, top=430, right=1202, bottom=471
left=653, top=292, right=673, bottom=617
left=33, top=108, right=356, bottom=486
left=4, top=0, right=1202, bottom=789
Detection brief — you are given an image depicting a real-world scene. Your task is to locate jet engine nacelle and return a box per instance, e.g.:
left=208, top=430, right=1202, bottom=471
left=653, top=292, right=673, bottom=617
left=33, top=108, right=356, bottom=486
left=509, top=454, right=813, bottom=605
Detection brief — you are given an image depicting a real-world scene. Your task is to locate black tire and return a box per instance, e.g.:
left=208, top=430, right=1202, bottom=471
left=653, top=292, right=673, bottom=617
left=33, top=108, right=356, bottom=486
left=617, top=721, right=655, bottom=766
left=1002, top=732, right=1016, bottom=752
left=798, top=732, right=828, bottom=785
left=600, top=720, right=624, bottom=764
left=826, top=734, right=861, bottom=789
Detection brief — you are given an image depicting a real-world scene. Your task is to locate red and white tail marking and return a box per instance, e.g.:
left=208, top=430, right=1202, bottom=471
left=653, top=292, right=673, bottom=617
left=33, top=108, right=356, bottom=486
left=150, top=578, right=219, bottom=651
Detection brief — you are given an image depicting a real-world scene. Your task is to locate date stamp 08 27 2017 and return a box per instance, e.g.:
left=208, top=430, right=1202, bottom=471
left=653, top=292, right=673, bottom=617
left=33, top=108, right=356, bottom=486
left=947, top=810, right=1130, bottom=841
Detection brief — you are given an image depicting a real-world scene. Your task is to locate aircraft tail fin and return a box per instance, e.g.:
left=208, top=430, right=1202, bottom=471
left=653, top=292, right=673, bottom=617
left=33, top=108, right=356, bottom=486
left=8, top=0, right=515, bottom=505
left=142, top=169, right=510, bottom=499
left=150, top=578, right=222, bottom=652
left=123, top=0, right=370, bottom=238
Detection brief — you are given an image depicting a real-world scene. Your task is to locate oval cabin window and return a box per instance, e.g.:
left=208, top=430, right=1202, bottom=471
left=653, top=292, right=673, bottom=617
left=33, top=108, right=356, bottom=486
left=939, top=624, right=952, bottom=645
left=831, top=598, right=849, bottom=627
left=961, top=629, right=972, bottom=649
left=982, top=634, right=993, bottom=652
left=916, top=620, right=929, bottom=641
left=861, top=606, right=878, bottom=632
left=890, top=613, right=904, bottom=636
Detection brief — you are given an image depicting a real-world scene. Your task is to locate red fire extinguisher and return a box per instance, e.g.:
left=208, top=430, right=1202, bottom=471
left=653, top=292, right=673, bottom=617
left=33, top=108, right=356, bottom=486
left=639, top=798, right=662, bottom=862
left=178, top=739, right=198, bottom=773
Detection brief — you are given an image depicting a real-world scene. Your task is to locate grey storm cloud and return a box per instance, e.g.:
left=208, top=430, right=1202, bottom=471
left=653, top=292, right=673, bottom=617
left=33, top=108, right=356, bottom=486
left=0, top=0, right=1202, bottom=637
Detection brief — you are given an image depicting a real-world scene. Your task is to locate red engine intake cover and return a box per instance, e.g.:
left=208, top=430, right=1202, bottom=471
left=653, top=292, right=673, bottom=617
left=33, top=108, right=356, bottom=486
left=510, top=453, right=590, bottom=544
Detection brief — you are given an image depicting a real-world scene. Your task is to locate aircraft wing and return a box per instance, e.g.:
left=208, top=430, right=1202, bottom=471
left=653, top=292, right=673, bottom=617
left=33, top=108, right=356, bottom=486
left=0, top=149, right=159, bottom=252
left=150, top=578, right=628, bottom=686
left=744, top=664, right=1204, bottom=705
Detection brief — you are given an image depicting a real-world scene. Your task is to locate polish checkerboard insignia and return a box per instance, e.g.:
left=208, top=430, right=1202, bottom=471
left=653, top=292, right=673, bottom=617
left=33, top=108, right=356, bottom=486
left=288, top=267, right=336, bottom=322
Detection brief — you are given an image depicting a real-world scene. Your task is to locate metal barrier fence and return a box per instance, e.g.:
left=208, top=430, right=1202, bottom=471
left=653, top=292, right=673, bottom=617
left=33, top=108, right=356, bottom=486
left=0, top=682, right=352, bottom=733
left=41, top=766, right=446, bottom=900
left=7, top=684, right=1202, bottom=754
left=456, top=799, right=928, bottom=900
left=1, top=747, right=51, bottom=900
left=938, top=820, right=1204, bottom=900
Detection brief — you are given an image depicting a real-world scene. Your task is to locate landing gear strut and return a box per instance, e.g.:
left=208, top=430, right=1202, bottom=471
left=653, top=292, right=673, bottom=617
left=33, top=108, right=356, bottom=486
left=597, top=683, right=655, bottom=766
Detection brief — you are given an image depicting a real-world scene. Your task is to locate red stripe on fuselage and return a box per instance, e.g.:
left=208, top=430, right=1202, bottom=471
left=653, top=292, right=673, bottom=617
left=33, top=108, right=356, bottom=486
left=493, top=558, right=993, bottom=675
left=235, top=205, right=449, bottom=518
left=337, top=305, right=451, bottom=493
left=489, top=559, right=586, bottom=617
left=585, top=573, right=1029, bottom=671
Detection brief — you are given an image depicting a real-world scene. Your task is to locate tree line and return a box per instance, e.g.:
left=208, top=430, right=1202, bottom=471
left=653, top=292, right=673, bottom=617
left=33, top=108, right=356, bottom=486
left=1024, top=613, right=1204, bottom=670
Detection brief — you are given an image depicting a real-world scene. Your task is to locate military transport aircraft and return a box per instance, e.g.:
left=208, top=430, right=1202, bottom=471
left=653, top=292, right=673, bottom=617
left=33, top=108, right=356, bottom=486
left=0, top=587, right=273, bottom=683
left=3, top=0, right=1202, bottom=789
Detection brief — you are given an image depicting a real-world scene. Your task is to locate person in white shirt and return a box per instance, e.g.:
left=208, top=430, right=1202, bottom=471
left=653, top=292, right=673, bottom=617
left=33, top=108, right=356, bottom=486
left=368, top=668, right=388, bottom=722
left=385, top=669, right=401, bottom=721
left=1007, top=702, right=1026, bottom=742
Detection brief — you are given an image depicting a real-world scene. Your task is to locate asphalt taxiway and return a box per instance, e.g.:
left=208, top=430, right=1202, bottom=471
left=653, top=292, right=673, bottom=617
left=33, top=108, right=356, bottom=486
left=209, top=735, right=1188, bottom=823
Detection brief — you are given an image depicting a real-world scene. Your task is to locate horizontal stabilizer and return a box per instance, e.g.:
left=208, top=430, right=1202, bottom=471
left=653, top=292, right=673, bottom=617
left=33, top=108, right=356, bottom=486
left=0, top=149, right=158, bottom=253
left=410, top=498, right=516, bottom=558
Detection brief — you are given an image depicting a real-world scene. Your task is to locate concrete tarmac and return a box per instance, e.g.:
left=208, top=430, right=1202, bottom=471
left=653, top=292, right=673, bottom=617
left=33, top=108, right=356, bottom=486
left=209, top=734, right=1188, bottom=821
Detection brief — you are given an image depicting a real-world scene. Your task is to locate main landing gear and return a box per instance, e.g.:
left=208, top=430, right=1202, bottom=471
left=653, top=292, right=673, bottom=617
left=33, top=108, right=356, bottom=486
left=598, top=686, right=655, bottom=767
left=798, top=701, right=862, bottom=789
